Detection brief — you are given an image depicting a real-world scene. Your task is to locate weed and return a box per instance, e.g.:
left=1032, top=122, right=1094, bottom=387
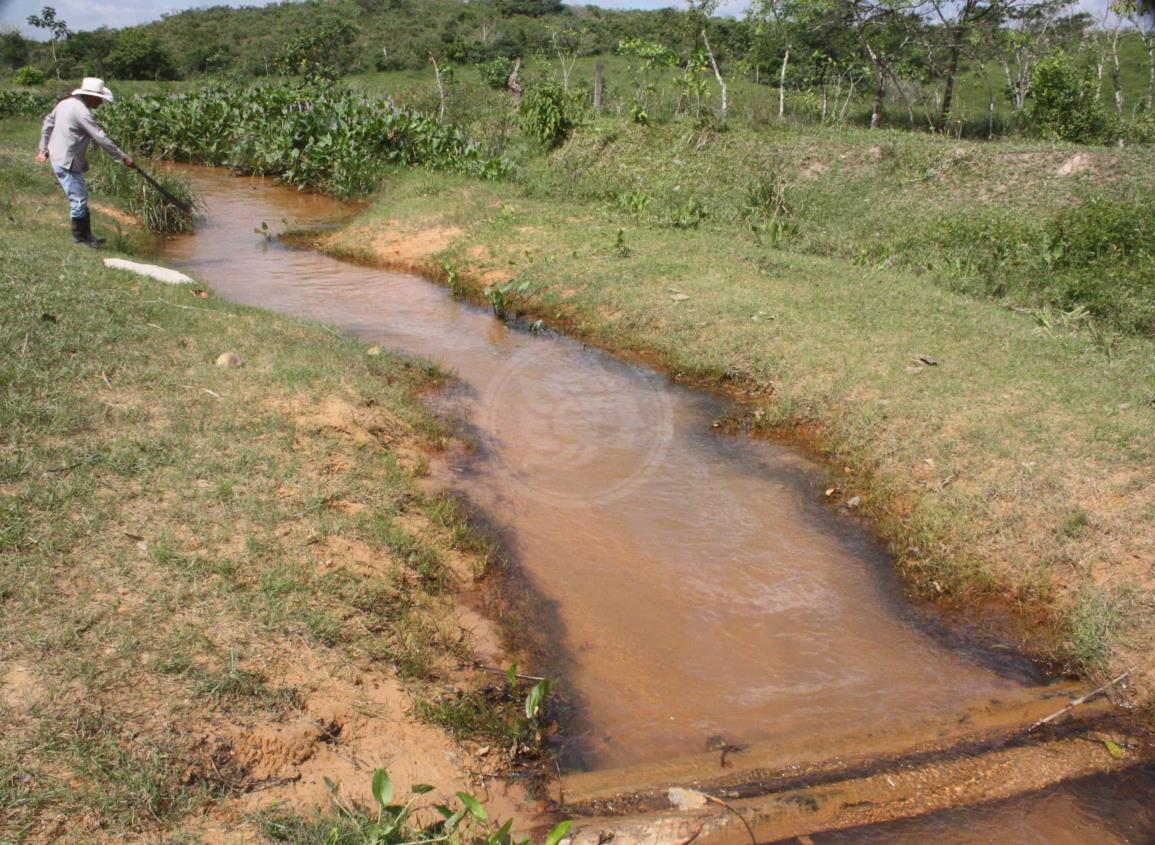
left=87, top=158, right=201, bottom=233
left=484, top=279, right=532, bottom=321
left=613, top=190, right=652, bottom=219
left=611, top=227, right=632, bottom=258
left=416, top=675, right=555, bottom=761
left=519, top=82, right=575, bottom=149
left=194, top=651, right=300, bottom=710
left=661, top=197, right=706, bottom=229
left=1064, top=587, right=1132, bottom=674
left=441, top=260, right=465, bottom=298
left=259, top=767, right=571, bottom=845
left=742, top=172, right=797, bottom=244
left=102, top=84, right=511, bottom=198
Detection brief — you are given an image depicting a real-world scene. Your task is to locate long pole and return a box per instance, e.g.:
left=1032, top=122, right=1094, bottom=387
left=132, top=165, right=193, bottom=214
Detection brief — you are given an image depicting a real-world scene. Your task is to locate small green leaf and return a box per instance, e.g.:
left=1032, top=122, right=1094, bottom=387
left=1105, top=740, right=1124, bottom=758
left=445, top=807, right=467, bottom=831
left=506, top=663, right=518, bottom=687
left=371, top=768, right=393, bottom=809
left=411, top=783, right=435, bottom=794
left=433, top=803, right=453, bottom=819
left=457, top=790, right=488, bottom=821
left=525, top=679, right=550, bottom=721
left=545, top=820, right=572, bottom=845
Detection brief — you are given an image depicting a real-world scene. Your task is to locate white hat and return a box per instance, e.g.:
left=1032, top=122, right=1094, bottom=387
left=72, top=77, right=115, bottom=102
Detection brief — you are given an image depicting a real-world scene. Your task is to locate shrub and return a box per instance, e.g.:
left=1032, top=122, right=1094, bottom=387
left=87, top=159, right=200, bottom=233
left=14, top=65, right=46, bottom=86
left=104, top=31, right=180, bottom=81
left=1026, top=52, right=1116, bottom=144
left=0, top=90, right=54, bottom=118
left=276, top=18, right=358, bottom=82
left=102, top=84, right=511, bottom=198
left=479, top=56, right=516, bottom=90
left=519, top=82, right=573, bottom=148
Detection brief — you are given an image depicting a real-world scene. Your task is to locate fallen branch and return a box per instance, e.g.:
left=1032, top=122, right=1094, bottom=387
left=475, top=665, right=547, bottom=683
left=1027, top=669, right=1134, bottom=732
left=180, top=384, right=224, bottom=400
left=701, top=794, right=756, bottom=845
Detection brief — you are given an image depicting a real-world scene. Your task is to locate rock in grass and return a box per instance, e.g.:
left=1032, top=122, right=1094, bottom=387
left=215, top=352, right=243, bottom=368
left=103, top=258, right=193, bottom=285
left=668, top=787, right=708, bottom=810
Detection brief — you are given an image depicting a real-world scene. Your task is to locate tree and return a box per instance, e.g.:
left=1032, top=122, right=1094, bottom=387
left=276, top=18, right=359, bottom=81
left=494, top=0, right=565, bottom=18
left=1113, top=0, right=1155, bottom=109
left=104, top=30, right=179, bottom=80
left=26, top=6, right=71, bottom=80
left=996, top=0, right=1076, bottom=117
left=61, top=28, right=117, bottom=76
left=0, top=31, right=30, bottom=71
left=924, top=0, right=1023, bottom=126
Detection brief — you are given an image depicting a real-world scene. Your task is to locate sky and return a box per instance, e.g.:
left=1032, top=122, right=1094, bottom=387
left=0, top=0, right=1117, bottom=39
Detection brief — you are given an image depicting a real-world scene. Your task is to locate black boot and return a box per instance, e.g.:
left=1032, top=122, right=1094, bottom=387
left=73, top=213, right=104, bottom=248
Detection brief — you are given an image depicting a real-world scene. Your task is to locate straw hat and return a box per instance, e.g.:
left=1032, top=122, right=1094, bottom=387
left=71, top=77, right=115, bottom=102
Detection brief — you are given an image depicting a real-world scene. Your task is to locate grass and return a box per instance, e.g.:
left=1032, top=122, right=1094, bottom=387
left=0, top=120, right=533, bottom=840
left=309, top=122, right=1155, bottom=690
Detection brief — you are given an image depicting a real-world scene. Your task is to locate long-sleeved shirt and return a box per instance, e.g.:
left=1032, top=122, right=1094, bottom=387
left=39, top=96, right=128, bottom=173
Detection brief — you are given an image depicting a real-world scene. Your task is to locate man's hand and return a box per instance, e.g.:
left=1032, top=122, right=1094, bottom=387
left=35, top=151, right=47, bottom=164
left=123, top=156, right=135, bottom=169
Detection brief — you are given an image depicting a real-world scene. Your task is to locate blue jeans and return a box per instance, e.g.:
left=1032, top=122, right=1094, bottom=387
left=52, top=164, right=88, bottom=219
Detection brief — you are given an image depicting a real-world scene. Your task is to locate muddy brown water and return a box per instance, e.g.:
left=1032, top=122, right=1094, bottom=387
left=802, top=763, right=1155, bottom=844
left=152, top=169, right=1155, bottom=840
left=161, top=167, right=1041, bottom=769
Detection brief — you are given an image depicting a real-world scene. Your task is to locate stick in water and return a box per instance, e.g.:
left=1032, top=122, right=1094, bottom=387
left=1027, top=669, right=1134, bottom=732
left=132, top=164, right=193, bottom=214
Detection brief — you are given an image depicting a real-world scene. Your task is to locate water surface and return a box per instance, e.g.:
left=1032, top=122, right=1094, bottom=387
left=162, top=167, right=1039, bottom=771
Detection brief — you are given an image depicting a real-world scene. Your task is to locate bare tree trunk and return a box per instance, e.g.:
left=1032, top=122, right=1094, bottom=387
left=1110, top=28, right=1124, bottom=117
left=778, top=46, right=790, bottom=119
left=840, top=76, right=857, bottom=122
left=821, top=84, right=828, bottom=122
left=507, top=58, right=522, bottom=110
left=885, top=65, right=916, bottom=129
left=871, top=72, right=885, bottom=128
left=429, top=53, right=446, bottom=120
left=701, top=29, right=728, bottom=121
left=1147, top=36, right=1154, bottom=110
left=939, top=28, right=963, bottom=128
left=553, top=32, right=576, bottom=93
left=593, top=60, right=603, bottom=113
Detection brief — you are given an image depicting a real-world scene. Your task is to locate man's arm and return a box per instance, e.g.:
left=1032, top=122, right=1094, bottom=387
left=79, top=110, right=133, bottom=166
left=36, top=109, right=55, bottom=161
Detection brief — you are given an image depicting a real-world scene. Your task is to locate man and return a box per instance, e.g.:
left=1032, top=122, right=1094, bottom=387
left=36, top=77, right=135, bottom=248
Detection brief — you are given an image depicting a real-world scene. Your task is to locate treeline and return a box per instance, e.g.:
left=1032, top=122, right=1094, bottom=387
left=4, top=0, right=1155, bottom=142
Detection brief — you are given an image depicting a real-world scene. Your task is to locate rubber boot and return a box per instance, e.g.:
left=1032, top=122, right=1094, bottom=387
left=74, top=213, right=104, bottom=248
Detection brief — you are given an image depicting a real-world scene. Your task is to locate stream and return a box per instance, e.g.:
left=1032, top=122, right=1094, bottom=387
left=157, top=167, right=1151, bottom=840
